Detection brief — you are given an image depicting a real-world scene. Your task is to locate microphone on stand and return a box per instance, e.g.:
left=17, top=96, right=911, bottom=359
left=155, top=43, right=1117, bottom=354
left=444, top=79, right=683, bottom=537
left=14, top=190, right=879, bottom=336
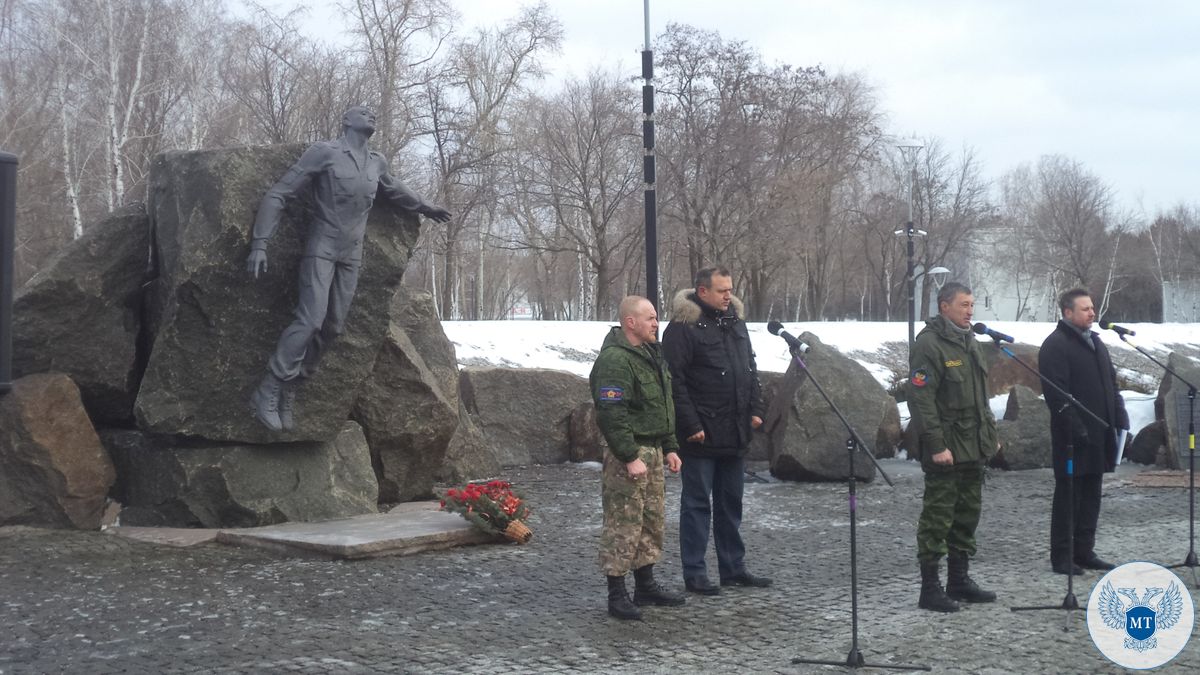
left=972, top=322, right=1014, bottom=343
left=767, top=321, right=810, bottom=354
left=1098, top=320, right=1135, bottom=337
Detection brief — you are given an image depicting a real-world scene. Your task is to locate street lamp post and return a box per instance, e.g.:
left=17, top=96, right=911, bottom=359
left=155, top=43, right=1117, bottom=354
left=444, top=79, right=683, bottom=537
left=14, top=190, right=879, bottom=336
left=894, top=139, right=924, bottom=348
left=641, top=1, right=659, bottom=311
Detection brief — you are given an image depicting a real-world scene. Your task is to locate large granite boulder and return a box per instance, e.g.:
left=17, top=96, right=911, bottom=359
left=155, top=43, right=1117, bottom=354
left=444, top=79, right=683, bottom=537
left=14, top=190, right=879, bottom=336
left=103, top=422, right=378, bottom=528
left=982, top=343, right=1042, bottom=397
left=1155, top=353, right=1200, bottom=470
left=990, top=385, right=1052, bottom=470
left=1126, top=420, right=1166, bottom=466
left=134, top=144, right=420, bottom=443
left=747, top=372, right=784, bottom=461
left=0, top=374, right=116, bottom=529
left=568, top=401, right=604, bottom=463
left=353, top=290, right=459, bottom=503
left=460, top=367, right=590, bottom=467
left=766, top=333, right=890, bottom=482
left=874, top=402, right=902, bottom=460
left=440, top=400, right=500, bottom=483
left=12, top=204, right=149, bottom=424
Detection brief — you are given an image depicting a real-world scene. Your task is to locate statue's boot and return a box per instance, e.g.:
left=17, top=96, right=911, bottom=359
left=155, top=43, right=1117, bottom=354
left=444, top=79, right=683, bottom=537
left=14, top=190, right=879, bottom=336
left=250, top=373, right=284, bottom=432
left=278, top=381, right=297, bottom=431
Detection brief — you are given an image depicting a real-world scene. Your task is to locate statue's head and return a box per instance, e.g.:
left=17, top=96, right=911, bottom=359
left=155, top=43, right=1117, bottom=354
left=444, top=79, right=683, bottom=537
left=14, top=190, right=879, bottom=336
left=341, top=106, right=376, bottom=136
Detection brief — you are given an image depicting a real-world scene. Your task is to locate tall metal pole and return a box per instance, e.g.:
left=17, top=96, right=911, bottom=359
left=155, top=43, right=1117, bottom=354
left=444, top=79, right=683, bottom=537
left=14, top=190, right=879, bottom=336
left=895, top=141, right=922, bottom=349
left=642, top=1, right=659, bottom=311
left=906, top=166, right=916, bottom=347
left=0, top=151, right=16, bottom=395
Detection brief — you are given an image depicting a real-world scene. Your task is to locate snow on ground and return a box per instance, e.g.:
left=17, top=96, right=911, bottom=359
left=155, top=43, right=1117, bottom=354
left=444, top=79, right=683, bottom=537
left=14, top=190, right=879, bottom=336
left=443, top=320, right=1198, bottom=385
left=443, top=320, right=1193, bottom=443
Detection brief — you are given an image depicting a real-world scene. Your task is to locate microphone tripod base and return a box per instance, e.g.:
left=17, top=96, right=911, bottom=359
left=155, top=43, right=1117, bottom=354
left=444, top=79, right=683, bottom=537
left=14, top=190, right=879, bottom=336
left=1012, top=592, right=1081, bottom=612
left=1167, top=550, right=1200, bottom=588
left=790, top=650, right=930, bottom=671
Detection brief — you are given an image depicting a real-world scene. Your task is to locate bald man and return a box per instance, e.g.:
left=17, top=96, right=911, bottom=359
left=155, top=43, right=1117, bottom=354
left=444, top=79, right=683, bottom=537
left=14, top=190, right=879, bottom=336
left=590, top=296, right=685, bottom=620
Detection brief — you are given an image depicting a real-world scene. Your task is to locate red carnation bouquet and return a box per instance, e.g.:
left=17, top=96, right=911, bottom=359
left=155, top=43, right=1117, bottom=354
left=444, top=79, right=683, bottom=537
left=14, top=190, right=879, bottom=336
left=440, top=480, right=532, bottom=544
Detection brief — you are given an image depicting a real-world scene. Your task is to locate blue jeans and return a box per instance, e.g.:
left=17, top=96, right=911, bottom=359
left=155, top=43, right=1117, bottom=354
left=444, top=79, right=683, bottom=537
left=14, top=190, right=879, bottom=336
left=680, top=455, right=746, bottom=580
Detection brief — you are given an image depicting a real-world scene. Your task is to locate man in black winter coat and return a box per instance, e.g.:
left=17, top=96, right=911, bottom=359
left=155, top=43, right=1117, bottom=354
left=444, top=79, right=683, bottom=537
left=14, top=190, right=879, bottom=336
left=661, top=267, right=772, bottom=595
left=1038, top=288, right=1129, bottom=575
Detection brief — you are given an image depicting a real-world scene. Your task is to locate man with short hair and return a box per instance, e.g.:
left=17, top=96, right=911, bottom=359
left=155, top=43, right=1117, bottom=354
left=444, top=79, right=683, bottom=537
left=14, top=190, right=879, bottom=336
left=1038, top=288, right=1129, bottom=575
left=246, top=105, right=452, bottom=432
left=662, top=267, right=771, bottom=595
left=590, top=295, right=685, bottom=620
left=908, top=281, right=998, bottom=612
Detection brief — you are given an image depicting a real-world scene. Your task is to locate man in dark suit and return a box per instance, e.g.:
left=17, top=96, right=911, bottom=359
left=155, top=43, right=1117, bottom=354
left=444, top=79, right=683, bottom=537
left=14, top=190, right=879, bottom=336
left=1038, top=288, right=1129, bottom=575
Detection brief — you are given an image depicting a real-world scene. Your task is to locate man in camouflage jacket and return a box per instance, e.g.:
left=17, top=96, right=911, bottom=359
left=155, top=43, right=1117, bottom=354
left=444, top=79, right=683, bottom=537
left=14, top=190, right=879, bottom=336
left=590, top=295, right=685, bottom=620
left=908, top=282, right=998, bottom=612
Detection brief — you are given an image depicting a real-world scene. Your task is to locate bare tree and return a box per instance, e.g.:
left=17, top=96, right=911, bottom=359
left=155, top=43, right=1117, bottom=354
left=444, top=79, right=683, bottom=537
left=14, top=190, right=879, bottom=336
left=506, top=70, right=643, bottom=320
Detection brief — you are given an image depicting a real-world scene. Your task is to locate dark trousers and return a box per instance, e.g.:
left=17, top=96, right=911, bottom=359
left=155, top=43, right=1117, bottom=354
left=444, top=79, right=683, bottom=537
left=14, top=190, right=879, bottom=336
left=1050, top=473, right=1103, bottom=564
left=679, top=455, right=746, bottom=580
left=268, top=256, right=360, bottom=381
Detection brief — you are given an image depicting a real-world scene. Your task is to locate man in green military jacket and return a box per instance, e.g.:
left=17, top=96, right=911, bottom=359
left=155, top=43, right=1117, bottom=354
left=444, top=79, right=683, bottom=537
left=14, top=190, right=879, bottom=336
left=908, top=282, right=998, bottom=612
left=590, top=295, right=685, bottom=620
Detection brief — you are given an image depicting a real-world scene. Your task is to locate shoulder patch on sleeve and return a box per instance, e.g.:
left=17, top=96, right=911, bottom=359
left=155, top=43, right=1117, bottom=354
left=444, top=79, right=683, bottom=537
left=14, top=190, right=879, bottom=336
left=598, top=386, right=624, bottom=402
left=910, top=369, right=928, bottom=388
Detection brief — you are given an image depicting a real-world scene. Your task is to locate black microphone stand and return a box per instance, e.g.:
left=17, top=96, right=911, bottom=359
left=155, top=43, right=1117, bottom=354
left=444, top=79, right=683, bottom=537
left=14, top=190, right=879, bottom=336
left=984, top=339, right=1109, bottom=624
left=781, top=344, right=929, bottom=672
left=1115, top=334, right=1199, bottom=588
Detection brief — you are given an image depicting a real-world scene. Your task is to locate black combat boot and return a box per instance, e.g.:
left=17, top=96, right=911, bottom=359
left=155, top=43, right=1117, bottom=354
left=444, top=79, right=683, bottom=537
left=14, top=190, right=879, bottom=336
left=945, top=551, right=996, bottom=603
left=607, top=575, right=642, bottom=620
left=250, top=373, right=285, bottom=432
left=633, top=565, right=686, bottom=607
left=918, top=560, right=960, bottom=613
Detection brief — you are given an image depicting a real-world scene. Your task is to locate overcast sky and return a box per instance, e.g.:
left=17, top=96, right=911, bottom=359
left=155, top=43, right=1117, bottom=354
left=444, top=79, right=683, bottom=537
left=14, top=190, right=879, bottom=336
left=295, top=0, right=1199, bottom=217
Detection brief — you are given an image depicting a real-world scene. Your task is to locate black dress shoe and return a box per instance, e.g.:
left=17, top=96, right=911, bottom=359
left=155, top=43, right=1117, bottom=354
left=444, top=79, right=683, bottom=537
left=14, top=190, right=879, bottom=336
left=684, top=576, right=721, bottom=595
left=1075, top=555, right=1116, bottom=571
left=1052, top=561, right=1084, bottom=575
left=720, top=571, right=773, bottom=587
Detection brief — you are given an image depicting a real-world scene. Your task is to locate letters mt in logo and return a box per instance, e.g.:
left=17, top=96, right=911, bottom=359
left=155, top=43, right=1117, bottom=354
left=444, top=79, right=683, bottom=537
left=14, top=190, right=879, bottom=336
left=1096, top=581, right=1184, bottom=652
left=1087, top=561, right=1194, bottom=669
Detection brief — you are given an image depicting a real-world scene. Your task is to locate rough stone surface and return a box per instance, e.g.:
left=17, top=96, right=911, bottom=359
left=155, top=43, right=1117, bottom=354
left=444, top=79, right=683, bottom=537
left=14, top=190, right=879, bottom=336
left=460, top=367, right=589, bottom=466
left=766, top=333, right=887, bottom=482
left=440, top=401, right=500, bottom=483
left=1, top=461, right=1197, bottom=673
left=991, top=385, right=1053, bottom=470
left=12, top=204, right=149, bottom=424
left=354, top=289, right=459, bottom=503
left=1156, top=352, right=1200, bottom=470
left=747, top=371, right=784, bottom=461
left=981, top=342, right=1043, bottom=397
left=101, top=422, right=378, bottom=528
left=134, top=144, right=420, bottom=443
left=874, top=398, right=902, bottom=460
left=215, top=503, right=496, bottom=559
left=568, top=401, right=604, bottom=463
left=0, top=374, right=116, bottom=529
left=1127, top=420, right=1166, bottom=466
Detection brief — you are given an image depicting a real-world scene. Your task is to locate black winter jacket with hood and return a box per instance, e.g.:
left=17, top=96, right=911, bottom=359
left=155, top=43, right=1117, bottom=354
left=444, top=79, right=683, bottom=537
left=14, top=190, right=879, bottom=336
left=661, top=289, right=765, bottom=457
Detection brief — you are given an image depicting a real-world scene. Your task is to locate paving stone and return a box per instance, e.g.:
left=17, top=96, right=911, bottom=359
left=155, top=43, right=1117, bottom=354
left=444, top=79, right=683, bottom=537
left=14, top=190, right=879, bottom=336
left=0, top=462, right=1197, bottom=673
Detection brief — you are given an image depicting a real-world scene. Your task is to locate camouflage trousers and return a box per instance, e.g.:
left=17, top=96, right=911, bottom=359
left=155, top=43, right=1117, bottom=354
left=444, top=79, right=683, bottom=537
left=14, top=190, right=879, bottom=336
left=599, top=445, right=665, bottom=577
left=917, top=462, right=984, bottom=562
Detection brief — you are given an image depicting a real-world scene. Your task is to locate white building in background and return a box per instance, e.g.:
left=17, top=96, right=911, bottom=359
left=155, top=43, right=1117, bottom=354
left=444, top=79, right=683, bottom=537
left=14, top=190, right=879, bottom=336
left=1163, top=279, right=1200, bottom=322
left=956, top=227, right=1058, bottom=322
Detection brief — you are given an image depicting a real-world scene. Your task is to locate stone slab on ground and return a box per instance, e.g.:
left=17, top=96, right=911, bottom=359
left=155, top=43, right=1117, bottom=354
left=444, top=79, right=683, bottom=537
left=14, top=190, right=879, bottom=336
left=214, top=502, right=498, bottom=559
left=106, top=526, right=220, bottom=548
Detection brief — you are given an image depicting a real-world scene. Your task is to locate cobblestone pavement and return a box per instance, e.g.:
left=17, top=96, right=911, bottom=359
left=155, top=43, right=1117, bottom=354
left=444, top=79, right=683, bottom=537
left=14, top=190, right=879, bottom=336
left=2, top=460, right=1199, bottom=674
